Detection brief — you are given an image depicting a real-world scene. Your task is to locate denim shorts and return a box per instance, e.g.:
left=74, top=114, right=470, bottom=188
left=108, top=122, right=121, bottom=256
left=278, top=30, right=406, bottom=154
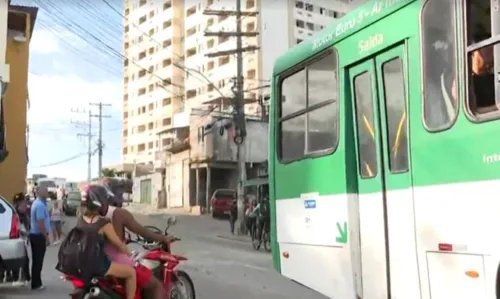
left=51, top=220, right=62, bottom=232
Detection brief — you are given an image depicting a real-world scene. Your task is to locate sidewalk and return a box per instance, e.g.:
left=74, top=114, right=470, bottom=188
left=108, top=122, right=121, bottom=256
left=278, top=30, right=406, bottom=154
left=123, top=202, right=194, bottom=216
left=216, top=232, right=252, bottom=244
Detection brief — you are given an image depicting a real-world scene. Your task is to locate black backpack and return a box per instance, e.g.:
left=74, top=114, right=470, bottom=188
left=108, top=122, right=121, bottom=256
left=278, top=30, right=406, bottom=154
left=55, top=218, right=108, bottom=284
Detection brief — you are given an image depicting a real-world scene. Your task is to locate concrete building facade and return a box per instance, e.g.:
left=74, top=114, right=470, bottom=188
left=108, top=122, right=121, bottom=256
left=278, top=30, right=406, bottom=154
left=122, top=0, right=366, bottom=210
left=0, top=3, right=37, bottom=201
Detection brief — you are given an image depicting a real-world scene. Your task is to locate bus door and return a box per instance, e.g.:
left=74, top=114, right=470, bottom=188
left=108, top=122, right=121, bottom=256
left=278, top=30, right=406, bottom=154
left=347, top=44, right=418, bottom=299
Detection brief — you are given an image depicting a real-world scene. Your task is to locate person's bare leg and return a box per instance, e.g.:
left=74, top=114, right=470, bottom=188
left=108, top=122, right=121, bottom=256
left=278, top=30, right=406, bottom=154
left=144, top=276, right=166, bottom=299
left=57, top=222, right=63, bottom=239
left=51, top=223, right=58, bottom=243
left=105, top=263, right=136, bottom=299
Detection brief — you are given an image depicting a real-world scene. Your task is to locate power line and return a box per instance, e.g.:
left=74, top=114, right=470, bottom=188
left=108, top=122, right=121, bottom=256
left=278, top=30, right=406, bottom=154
left=30, top=151, right=90, bottom=168
left=202, top=1, right=260, bottom=234
left=71, top=108, right=94, bottom=182
left=90, top=102, right=111, bottom=179
left=33, top=0, right=184, bottom=100
left=100, top=0, right=227, bottom=101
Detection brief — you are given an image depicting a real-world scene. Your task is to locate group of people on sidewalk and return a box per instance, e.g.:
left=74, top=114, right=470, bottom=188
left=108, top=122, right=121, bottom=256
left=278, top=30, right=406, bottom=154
left=5, top=186, right=65, bottom=289
left=228, top=185, right=270, bottom=244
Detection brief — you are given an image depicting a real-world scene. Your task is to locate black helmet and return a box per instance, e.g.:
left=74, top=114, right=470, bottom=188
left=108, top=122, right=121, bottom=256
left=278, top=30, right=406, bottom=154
left=81, top=184, right=113, bottom=210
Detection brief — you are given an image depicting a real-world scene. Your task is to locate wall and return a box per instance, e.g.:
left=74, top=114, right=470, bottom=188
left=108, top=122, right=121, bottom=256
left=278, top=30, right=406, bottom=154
left=259, top=0, right=292, bottom=83
left=0, top=0, right=8, bottom=84
left=165, top=150, right=190, bottom=210
left=132, top=172, right=163, bottom=206
left=0, top=9, right=31, bottom=201
left=189, top=113, right=269, bottom=163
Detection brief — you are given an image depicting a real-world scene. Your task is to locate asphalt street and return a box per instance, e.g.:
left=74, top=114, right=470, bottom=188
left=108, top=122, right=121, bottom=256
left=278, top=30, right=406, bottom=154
left=0, top=213, right=328, bottom=299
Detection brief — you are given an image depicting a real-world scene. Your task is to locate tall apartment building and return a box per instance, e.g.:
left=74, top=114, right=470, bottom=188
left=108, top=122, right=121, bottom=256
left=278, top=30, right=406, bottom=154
left=122, top=0, right=365, bottom=166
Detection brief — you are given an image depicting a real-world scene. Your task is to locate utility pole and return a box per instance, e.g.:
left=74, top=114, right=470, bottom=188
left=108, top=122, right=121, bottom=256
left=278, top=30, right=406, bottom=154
left=204, top=1, right=259, bottom=235
left=90, top=102, right=111, bottom=179
left=71, top=109, right=94, bottom=183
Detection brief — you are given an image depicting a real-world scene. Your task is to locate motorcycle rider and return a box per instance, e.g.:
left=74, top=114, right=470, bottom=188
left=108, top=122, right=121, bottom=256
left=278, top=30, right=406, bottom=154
left=84, top=184, right=175, bottom=299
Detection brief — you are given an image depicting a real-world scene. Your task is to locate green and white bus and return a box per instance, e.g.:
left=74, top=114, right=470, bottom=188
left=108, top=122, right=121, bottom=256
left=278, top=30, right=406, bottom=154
left=269, top=0, right=498, bottom=298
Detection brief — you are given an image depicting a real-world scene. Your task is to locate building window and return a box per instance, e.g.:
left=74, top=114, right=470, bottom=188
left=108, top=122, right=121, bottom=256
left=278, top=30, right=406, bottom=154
left=186, top=5, right=196, bottom=17
left=162, top=98, right=171, bottom=106
left=219, top=56, right=229, bottom=66
left=296, top=1, right=304, bottom=9
left=296, top=20, right=304, bottom=28
left=162, top=118, right=171, bottom=126
left=279, top=50, right=339, bottom=162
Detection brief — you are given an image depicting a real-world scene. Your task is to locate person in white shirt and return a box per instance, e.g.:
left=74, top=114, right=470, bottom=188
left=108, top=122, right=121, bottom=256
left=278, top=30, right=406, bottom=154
left=49, top=198, right=63, bottom=245
left=56, top=186, right=64, bottom=201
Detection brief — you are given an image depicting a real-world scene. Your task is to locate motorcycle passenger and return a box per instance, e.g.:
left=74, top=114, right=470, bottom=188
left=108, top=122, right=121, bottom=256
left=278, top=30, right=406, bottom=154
left=78, top=186, right=136, bottom=299
left=87, top=184, right=176, bottom=299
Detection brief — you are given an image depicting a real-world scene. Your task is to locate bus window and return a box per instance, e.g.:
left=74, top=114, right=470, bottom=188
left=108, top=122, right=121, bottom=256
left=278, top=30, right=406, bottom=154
left=307, top=54, right=338, bottom=153
left=280, top=69, right=306, bottom=161
left=382, top=58, right=409, bottom=173
left=279, top=50, right=338, bottom=162
left=421, top=0, right=459, bottom=131
left=465, top=0, right=498, bottom=118
left=353, top=72, right=377, bottom=178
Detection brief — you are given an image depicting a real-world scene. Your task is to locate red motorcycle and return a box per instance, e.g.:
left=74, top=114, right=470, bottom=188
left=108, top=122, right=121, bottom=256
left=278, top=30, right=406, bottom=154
left=61, top=217, right=195, bottom=299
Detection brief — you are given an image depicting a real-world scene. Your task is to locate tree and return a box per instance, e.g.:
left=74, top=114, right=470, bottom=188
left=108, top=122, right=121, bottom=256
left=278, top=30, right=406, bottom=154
left=101, top=168, right=117, bottom=178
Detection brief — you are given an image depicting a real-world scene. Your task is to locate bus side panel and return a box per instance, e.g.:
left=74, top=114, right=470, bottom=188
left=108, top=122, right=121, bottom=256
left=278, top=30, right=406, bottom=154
left=276, top=195, right=355, bottom=299
left=272, top=65, right=357, bottom=298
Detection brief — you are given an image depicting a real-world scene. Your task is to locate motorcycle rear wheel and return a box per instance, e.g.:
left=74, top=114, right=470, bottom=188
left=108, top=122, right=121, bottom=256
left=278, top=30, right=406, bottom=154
left=168, top=270, right=195, bottom=299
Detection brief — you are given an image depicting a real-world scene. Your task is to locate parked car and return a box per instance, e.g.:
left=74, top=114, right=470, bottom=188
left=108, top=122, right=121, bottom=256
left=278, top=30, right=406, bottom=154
left=0, top=196, right=27, bottom=281
left=210, top=189, right=236, bottom=218
left=63, top=191, right=81, bottom=216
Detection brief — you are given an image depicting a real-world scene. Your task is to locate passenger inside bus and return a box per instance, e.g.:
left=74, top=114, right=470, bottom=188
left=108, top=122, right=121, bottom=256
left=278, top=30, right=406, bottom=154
left=421, top=0, right=458, bottom=130
left=469, top=31, right=495, bottom=114
left=467, top=0, right=496, bottom=115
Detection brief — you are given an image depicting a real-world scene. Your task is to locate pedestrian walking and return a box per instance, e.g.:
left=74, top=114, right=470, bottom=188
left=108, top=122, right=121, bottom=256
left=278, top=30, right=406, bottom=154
left=49, top=198, right=62, bottom=245
left=229, top=199, right=238, bottom=235
left=29, top=186, right=51, bottom=291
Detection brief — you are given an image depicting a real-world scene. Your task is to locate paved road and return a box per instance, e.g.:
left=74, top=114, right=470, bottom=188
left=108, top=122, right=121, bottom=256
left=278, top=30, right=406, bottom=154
left=0, top=213, right=328, bottom=299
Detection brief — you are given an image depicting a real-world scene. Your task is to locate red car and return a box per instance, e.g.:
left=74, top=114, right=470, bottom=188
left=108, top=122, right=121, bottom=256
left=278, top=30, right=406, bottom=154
left=210, top=189, right=236, bottom=217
